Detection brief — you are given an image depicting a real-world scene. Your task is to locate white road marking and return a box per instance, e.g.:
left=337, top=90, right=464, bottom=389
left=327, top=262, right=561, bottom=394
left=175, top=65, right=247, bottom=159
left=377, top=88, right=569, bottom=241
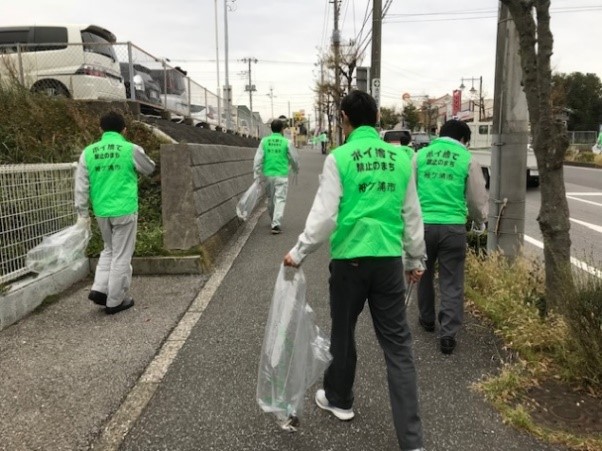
left=92, top=206, right=267, bottom=450
left=566, top=196, right=602, bottom=208
left=570, top=217, right=602, bottom=234
left=566, top=192, right=602, bottom=196
left=524, top=235, right=602, bottom=278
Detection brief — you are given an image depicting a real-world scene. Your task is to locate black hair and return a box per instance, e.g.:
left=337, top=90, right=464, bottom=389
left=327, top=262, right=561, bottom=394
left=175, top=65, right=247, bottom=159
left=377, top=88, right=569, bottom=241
left=399, top=134, right=411, bottom=145
left=340, top=90, right=378, bottom=128
left=271, top=119, right=284, bottom=133
left=100, top=111, right=126, bottom=133
left=439, top=119, right=471, bottom=143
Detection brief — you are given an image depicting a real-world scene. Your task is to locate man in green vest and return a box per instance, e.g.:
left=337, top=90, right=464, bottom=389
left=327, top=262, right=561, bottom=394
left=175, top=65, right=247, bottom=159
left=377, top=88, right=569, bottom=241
left=74, top=111, right=156, bottom=314
left=414, top=119, right=488, bottom=354
left=253, top=119, right=299, bottom=234
left=283, top=91, right=426, bottom=451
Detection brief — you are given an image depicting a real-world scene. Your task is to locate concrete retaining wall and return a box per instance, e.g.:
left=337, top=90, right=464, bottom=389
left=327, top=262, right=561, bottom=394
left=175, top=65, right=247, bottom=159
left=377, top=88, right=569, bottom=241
left=0, top=258, right=89, bottom=330
left=161, top=143, right=256, bottom=250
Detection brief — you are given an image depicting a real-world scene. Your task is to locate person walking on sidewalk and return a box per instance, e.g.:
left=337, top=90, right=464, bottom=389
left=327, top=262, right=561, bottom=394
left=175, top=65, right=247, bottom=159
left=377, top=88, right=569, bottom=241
left=254, top=119, right=299, bottom=234
left=414, top=119, right=488, bottom=354
left=74, top=111, right=156, bottom=314
left=284, top=90, right=426, bottom=451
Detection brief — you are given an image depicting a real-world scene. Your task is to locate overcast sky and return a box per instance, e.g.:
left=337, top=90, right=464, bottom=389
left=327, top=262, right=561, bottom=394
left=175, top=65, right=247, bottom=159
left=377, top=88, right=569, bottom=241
left=3, top=0, right=600, bottom=122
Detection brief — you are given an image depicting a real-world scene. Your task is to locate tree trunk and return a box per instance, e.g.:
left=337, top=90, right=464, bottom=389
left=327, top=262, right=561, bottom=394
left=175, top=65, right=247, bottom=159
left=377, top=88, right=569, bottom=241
left=503, top=0, right=574, bottom=307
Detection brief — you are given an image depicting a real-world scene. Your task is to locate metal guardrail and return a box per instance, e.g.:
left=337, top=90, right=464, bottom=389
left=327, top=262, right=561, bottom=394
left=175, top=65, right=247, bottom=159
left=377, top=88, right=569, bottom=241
left=0, top=40, right=269, bottom=138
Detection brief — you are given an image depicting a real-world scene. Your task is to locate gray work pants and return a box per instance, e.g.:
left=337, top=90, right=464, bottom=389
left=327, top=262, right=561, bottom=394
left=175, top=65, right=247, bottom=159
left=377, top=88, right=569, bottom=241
left=418, top=224, right=467, bottom=338
left=92, top=214, right=137, bottom=308
left=265, top=176, right=288, bottom=228
left=325, top=258, right=423, bottom=450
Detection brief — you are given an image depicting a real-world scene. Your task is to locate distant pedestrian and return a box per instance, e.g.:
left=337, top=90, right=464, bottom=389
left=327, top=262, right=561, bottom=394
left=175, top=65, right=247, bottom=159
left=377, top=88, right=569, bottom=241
left=319, top=131, right=329, bottom=154
left=414, top=119, right=488, bottom=354
left=284, top=90, right=426, bottom=451
left=74, top=111, right=156, bottom=314
left=254, top=119, right=299, bottom=234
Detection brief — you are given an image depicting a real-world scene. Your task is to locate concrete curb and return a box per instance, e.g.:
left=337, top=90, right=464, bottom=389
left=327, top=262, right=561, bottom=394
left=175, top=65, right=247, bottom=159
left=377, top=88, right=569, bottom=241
left=563, top=160, right=601, bottom=169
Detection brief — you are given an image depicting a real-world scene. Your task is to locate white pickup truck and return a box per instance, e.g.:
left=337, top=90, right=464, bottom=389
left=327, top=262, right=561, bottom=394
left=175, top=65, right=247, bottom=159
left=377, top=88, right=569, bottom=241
left=468, top=121, right=540, bottom=188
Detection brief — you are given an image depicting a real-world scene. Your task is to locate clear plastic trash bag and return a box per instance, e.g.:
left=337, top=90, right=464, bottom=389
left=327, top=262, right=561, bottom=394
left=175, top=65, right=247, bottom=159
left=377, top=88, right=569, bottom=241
left=257, top=265, right=332, bottom=432
left=26, top=220, right=91, bottom=274
left=236, top=179, right=262, bottom=221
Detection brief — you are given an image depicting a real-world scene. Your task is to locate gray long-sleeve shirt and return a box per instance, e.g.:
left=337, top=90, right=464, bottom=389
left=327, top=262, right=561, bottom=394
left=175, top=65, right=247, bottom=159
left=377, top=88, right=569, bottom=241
left=74, top=143, right=155, bottom=218
left=288, top=154, right=426, bottom=271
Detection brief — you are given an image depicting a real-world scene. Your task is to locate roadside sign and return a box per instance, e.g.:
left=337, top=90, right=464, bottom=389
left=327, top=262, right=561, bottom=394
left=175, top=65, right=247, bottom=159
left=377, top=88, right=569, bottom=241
left=371, top=78, right=381, bottom=108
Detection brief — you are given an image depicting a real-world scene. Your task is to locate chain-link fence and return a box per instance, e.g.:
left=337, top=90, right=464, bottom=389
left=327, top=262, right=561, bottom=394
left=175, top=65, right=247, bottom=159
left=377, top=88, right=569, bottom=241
left=0, top=163, right=77, bottom=285
left=0, top=25, right=266, bottom=137
left=568, top=130, right=597, bottom=145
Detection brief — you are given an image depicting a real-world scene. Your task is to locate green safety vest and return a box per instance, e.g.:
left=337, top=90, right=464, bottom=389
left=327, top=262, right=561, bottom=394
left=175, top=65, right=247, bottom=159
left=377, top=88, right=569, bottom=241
left=415, top=137, right=471, bottom=224
left=330, top=126, right=411, bottom=259
left=400, top=145, right=414, bottom=160
left=84, top=131, right=138, bottom=217
left=262, top=133, right=290, bottom=177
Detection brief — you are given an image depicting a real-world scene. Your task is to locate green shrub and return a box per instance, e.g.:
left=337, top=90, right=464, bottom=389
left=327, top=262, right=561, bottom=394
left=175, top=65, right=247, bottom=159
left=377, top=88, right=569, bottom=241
left=574, top=151, right=596, bottom=163
left=0, top=84, right=165, bottom=257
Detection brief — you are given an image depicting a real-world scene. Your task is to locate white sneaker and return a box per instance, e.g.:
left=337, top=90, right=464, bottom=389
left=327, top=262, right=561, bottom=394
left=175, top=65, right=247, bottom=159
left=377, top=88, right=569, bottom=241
left=315, top=389, right=355, bottom=421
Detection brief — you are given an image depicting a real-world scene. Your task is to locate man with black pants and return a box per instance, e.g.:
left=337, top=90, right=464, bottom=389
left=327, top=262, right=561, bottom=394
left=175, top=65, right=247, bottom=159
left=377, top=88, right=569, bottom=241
left=414, top=119, right=488, bottom=354
left=284, top=90, right=426, bottom=451
left=74, top=111, right=156, bottom=314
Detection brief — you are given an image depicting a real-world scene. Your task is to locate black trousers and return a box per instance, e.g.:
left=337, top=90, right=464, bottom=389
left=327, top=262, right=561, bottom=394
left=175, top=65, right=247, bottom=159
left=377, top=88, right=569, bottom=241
left=325, top=257, right=423, bottom=450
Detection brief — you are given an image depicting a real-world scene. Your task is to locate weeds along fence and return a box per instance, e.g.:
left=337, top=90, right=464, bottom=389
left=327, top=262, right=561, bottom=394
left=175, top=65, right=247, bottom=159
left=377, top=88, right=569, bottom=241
left=0, top=163, right=76, bottom=285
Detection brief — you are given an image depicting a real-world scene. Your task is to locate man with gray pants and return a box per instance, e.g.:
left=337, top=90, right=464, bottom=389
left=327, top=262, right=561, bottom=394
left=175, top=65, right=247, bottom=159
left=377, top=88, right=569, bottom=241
left=74, top=111, right=156, bottom=314
left=253, top=119, right=299, bottom=234
left=415, top=119, right=488, bottom=354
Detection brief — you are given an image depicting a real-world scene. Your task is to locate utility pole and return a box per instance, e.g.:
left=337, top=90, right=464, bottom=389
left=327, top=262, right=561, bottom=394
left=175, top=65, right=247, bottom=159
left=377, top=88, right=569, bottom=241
left=319, top=59, right=324, bottom=132
left=487, top=3, right=529, bottom=257
left=242, top=57, right=258, bottom=137
left=223, top=0, right=234, bottom=131
left=332, top=0, right=342, bottom=146
left=214, top=0, right=221, bottom=129
left=370, top=0, right=382, bottom=115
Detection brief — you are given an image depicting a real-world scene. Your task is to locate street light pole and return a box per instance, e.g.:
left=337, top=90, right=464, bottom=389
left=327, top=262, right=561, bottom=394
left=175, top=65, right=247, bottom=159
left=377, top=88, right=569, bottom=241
left=224, top=0, right=236, bottom=131
left=214, top=0, right=221, bottom=129
left=460, top=76, right=483, bottom=121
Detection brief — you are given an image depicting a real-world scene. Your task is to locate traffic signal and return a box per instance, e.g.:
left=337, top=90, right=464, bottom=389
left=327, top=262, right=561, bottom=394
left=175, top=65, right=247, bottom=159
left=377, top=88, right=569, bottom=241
left=356, top=66, right=369, bottom=93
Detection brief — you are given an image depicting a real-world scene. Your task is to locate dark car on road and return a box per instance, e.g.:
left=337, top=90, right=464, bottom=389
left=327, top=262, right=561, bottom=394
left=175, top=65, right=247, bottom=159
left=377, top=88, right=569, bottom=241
left=119, top=62, right=161, bottom=105
left=380, top=129, right=412, bottom=146
left=411, top=132, right=434, bottom=150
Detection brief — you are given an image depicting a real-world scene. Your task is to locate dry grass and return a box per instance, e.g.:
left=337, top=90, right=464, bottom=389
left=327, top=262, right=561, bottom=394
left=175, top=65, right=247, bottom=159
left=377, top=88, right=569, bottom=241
left=466, top=250, right=602, bottom=450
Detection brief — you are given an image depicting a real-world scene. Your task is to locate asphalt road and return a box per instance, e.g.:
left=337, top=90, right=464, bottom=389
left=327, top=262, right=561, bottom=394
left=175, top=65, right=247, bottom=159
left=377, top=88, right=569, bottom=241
left=524, top=165, right=602, bottom=272
left=118, top=146, right=564, bottom=451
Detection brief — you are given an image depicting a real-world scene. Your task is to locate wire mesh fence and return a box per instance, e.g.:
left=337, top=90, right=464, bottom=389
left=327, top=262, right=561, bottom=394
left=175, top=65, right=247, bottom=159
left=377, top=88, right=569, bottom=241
left=0, top=31, right=267, bottom=137
left=0, top=163, right=77, bottom=285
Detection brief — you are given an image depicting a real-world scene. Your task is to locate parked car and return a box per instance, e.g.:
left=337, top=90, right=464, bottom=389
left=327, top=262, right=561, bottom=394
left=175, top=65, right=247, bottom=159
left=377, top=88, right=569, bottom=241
left=0, top=24, right=126, bottom=100
left=148, top=66, right=189, bottom=116
left=380, top=129, right=412, bottom=146
left=119, top=62, right=161, bottom=105
left=411, top=132, right=433, bottom=150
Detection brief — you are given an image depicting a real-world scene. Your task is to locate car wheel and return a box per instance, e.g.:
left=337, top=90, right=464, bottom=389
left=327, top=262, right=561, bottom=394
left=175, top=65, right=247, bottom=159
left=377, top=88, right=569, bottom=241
left=31, top=80, right=70, bottom=98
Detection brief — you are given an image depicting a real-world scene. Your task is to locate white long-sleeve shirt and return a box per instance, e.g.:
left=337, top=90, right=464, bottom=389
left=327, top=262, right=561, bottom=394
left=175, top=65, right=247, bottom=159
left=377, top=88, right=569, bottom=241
left=288, top=154, right=426, bottom=271
left=253, top=137, right=299, bottom=179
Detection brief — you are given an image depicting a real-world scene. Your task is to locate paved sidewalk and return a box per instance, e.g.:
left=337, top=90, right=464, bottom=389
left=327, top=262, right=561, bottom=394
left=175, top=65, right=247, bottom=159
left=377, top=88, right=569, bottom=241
left=0, top=146, right=567, bottom=451
left=0, top=273, right=206, bottom=451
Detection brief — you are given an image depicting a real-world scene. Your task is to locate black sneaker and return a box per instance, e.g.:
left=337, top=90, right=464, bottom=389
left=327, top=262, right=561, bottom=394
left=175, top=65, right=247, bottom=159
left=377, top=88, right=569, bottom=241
left=88, top=290, right=107, bottom=306
left=418, top=317, right=435, bottom=332
left=271, top=226, right=281, bottom=234
left=105, top=298, right=135, bottom=315
left=440, top=336, right=456, bottom=355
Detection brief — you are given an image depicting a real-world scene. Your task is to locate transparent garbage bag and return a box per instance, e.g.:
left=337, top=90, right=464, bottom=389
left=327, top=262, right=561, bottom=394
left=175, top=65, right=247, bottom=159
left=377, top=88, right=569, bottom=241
left=257, top=265, right=332, bottom=432
left=236, top=179, right=262, bottom=221
left=25, top=220, right=91, bottom=274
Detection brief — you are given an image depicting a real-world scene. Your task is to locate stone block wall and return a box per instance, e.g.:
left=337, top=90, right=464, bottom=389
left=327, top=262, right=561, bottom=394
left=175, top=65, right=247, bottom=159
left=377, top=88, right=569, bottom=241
left=161, top=143, right=256, bottom=250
